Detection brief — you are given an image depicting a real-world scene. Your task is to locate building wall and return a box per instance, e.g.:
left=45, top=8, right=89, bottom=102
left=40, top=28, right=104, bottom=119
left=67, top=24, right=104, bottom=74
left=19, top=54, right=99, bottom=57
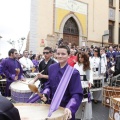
left=29, top=0, right=54, bottom=54
left=29, top=0, right=115, bottom=53
left=79, top=0, right=108, bottom=46
left=113, top=0, right=119, bottom=44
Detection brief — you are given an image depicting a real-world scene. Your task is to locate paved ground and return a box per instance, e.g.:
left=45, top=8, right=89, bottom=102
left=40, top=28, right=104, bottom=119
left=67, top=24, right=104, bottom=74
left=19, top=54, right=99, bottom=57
left=92, top=101, right=109, bottom=120
left=76, top=101, right=109, bottom=120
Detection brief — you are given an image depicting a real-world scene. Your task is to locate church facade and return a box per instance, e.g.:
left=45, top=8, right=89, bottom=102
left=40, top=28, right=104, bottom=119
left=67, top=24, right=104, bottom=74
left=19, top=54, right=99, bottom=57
left=29, top=0, right=109, bottom=53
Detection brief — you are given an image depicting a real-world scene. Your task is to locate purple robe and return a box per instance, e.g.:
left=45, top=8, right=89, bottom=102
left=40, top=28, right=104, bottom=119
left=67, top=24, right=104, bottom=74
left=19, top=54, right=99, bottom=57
left=32, top=59, right=39, bottom=72
left=43, top=63, right=83, bottom=120
left=1, top=58, right=24, bottom=96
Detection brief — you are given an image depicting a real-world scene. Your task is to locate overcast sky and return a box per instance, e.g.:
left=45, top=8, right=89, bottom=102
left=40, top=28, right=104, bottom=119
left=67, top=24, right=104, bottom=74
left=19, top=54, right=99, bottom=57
left=0, top=0, right=31, bottom=41
left=0, top=0, right=31, bottom=58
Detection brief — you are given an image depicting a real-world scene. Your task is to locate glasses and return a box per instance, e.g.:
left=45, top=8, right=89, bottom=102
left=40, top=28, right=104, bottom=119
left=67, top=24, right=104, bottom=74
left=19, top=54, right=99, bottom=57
left=43, top=52, right=50, bottom=54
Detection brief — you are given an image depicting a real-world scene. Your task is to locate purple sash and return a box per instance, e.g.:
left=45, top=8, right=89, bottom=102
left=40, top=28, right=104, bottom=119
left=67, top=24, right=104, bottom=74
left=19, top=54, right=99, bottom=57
left=48, top=65, right=74, bottom=117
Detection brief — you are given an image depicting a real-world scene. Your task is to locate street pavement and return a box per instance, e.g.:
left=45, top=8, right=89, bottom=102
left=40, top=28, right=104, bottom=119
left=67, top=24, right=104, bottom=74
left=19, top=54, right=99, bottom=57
left=92, top=101, right=109, bottom=120
left=76, top=101, right=109, bottom=120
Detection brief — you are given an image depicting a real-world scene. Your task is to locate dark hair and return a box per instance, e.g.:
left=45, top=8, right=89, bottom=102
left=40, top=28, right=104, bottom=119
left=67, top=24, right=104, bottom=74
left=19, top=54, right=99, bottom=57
left=58, top=45, right=70, bottom=55
left=44, top=47, right=52, bottom=53
left=93, top=47, right=101, bottom=57
left=23, top=50, right=28, bottom=54
left=77, top=52, right=90, bottom=71
left=31, top=54, right=36, bottom=60
left=8, top=48, right=17, bottom=56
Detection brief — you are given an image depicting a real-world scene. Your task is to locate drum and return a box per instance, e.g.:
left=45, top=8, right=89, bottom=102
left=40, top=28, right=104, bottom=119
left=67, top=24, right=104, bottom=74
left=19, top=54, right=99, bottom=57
left=109, top=95, right=120, bottom=120
left=0, top=79, right=6, bottom=96
left=103, top=86, right=120, bottom=108
left=92, top=76, right=103, bottom=88
left=10, top=78, right=39, bottom=103
left=14, top=103, right=66, bottom=120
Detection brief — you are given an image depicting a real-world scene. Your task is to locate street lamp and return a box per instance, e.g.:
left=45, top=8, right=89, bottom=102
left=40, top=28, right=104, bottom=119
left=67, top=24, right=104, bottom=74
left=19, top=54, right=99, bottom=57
left=102, top=30, right=109, bottom=47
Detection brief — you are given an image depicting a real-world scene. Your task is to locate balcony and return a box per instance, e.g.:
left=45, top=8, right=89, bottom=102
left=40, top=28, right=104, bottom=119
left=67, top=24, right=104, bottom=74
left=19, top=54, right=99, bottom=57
left=109, top=7, right=115, bottom=21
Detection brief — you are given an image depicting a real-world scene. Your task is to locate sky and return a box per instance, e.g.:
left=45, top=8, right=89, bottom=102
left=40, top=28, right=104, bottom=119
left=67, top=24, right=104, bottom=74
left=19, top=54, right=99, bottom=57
left=0, top=0, right=31, bottom=58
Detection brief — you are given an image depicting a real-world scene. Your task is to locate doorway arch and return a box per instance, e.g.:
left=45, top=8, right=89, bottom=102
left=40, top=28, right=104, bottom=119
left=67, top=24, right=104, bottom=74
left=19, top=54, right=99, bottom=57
left=59, top=14, right=83, bottom=46
left=63, top=17, right=79, bottom=46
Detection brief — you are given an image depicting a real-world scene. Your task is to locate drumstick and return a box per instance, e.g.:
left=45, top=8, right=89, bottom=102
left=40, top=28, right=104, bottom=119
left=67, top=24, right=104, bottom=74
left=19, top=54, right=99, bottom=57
left=28, top=70, right=44, bottom=83
left=28, top=84, right=43, bottom=98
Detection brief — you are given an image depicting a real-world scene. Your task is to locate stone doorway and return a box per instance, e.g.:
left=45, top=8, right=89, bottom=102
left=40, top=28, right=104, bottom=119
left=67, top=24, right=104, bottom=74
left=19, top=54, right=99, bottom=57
left=63, top=17, right=79, bottom=46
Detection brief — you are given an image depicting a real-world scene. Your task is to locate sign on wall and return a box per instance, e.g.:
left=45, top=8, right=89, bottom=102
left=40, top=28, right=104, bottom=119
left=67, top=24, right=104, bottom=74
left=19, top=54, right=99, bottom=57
left=55, top=0, right=87, bottom=15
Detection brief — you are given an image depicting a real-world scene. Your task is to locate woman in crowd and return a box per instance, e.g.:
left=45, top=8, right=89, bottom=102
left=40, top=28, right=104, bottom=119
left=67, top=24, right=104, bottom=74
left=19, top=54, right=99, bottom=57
left=74, top=52, right=93, bottom=120
left=89, top=47, right=101, bottom=103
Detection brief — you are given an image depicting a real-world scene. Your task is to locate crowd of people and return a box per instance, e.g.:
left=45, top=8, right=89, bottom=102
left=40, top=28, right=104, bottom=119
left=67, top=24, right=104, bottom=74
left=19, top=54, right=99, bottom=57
left=0, top=41, right=119, bottom=120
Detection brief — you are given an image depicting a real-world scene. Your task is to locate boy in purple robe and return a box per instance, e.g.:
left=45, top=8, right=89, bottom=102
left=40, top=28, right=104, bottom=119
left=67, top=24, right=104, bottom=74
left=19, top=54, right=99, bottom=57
left=1, top=49, right=25, bottom=96
left=41, top=45, right=83, bottom=120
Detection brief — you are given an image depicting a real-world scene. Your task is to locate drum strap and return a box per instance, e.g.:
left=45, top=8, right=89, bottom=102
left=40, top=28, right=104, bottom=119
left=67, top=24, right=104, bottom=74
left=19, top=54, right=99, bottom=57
left=48, top=65, right=74, bottom=117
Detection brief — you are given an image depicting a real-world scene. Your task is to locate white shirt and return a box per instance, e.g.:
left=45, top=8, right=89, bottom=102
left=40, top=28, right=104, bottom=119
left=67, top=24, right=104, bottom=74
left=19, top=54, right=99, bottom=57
left=19, top=56, right=34, bottom=71
left=74, top=62, right=93, bottom=88
left=89, top=56, right=100, bottom=76
left=101, top=53, right=107, bottom=74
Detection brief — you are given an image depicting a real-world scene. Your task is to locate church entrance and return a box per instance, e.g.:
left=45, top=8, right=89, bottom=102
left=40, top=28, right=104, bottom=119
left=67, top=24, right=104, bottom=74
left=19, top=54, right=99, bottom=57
left=63, top=17, right=79, bottom=46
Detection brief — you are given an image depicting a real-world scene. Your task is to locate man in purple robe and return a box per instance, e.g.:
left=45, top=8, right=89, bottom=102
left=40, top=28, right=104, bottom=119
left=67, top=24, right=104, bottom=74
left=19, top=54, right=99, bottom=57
left=41, top=45, right=83, bottom=120
left=1, top=48, right=24, bottom=96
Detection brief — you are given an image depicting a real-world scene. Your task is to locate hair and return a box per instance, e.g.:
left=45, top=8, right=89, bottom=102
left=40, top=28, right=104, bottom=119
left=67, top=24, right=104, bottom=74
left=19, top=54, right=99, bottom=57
left=93, top=47, right=101, bottom=57
left=77, top=52, right=90, bottom=71
left=31, top=54, right=36, bottom=60
left=43, top=47, right=52, bottom=53
left=8, top=48, right=17, bottom=56
left=23, top=50, right=28, bottom=54
left=58, top=45, right=70, bottom=55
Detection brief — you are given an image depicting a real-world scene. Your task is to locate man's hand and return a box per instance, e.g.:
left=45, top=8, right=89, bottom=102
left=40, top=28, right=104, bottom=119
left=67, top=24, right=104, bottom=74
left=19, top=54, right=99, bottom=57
left=14, top=76, right=18, bottom=81
left=41, top=94, right=47, bottom=103
left=64, top=108, right=72, bottom=120
left=37, top=73, right=43, bottom=78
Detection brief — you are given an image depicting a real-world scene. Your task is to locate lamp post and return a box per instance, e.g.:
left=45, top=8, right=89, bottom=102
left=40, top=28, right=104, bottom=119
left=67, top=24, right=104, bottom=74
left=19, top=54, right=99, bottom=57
left=102, top=30, right=109, bottom=47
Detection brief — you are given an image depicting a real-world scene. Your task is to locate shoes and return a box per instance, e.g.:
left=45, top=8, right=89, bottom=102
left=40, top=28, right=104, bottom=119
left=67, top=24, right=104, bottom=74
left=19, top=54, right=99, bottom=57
left=93, top=100, right=98, bottom=104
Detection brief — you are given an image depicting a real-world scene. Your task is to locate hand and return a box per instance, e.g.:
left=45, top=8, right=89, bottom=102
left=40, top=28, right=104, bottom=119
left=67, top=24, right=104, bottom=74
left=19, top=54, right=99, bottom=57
left=41, top=94, right=47, bottom=103
left=14, top=76, right=18, bottom=81
left=88, top=82, right=92, bottom=88
left=37, top=73, right=43, bottom=78
left=64, top=108, right=72, bottom=120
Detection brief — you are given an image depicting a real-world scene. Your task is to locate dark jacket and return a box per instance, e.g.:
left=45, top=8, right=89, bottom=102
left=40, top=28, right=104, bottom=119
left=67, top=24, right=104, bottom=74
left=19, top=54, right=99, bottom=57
left=0, top=96, right=20, bottom=120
